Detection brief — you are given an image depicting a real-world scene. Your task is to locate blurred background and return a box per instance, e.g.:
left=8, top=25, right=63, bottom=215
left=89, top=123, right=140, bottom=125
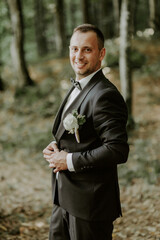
left=0, top=0, right=160, bottom=239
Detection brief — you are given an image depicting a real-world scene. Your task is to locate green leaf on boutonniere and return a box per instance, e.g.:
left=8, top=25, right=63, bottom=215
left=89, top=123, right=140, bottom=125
left=72, top=109, right=86, bottom=126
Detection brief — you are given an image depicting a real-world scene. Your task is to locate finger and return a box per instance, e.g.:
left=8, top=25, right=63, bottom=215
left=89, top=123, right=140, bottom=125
left=43, top=156, right=51, bottom=162
left=50, top=142, right=59, bottom=152
left=44, top=156, right=54, bottom=163
left=42, top=148, right=47, bottom=154
left=43, top=141, right=56, bottom=152
left=48, top=141, right=57, bottom=150
left=53, top=167, right=60, bottom=173
left=49, top=163, right=55, bottom=168
left=45, top=158, right=50, bottom=163
left=43, top=148, right=53, bottom=155
left=43, top=153, right=53, bottom=159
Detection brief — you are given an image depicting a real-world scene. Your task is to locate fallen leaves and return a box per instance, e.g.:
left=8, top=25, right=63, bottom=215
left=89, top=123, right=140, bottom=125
left=0, top=39, right=160, bottom=239
left=113, top=178, right=160, bottom=239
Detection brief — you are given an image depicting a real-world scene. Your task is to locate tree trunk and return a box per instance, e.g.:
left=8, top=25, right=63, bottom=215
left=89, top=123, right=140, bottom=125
left=7, top=0, right=34, bottom=87
left=112, top=0, right=120, bottom=36
left=55, top=0, right=66, bottom=56
left=130, top=0, right=139, bottom=35
left=149, top=0, right=160, bottom=32
left=34, top=0, right=48, bottom=56
left=90, top=1, right=98, bottom=25
left=119, top=0, right=134, bottom=129
left=100, top=0, right=114, bottom=39
left=69, top=0, right=77, bottom=32
left=81, top=0, right=90, bottom=23
left=0, top=62, right=5, bottom=91
left=0, top=76, right=5, bottom=91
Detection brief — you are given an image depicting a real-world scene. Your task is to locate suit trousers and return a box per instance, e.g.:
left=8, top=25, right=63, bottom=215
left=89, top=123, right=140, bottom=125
left=49, top=205, right=113, bottom=240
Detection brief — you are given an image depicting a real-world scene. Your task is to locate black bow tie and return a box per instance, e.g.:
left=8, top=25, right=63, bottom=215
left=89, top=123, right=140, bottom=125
left=70, top=78, right=82, bottom=91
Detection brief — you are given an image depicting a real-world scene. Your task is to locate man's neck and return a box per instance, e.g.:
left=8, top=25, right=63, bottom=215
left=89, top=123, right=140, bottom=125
left=76, top=68, right=101, bottom=82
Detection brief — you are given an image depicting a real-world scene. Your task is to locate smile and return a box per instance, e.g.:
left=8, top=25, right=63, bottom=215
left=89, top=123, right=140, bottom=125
left=75, top=62, right=87, bottom=68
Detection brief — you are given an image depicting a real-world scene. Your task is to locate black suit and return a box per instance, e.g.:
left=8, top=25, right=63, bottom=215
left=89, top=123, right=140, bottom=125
left=52, top=70, right=129, bottom=224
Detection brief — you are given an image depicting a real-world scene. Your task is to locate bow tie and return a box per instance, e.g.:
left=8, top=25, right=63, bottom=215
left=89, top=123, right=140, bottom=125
left=70, top=78, right=82, bottom=91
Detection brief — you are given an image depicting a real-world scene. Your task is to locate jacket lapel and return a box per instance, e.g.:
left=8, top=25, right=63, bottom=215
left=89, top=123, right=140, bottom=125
left=54, top=71, right=102, bottom=142
left=52, top=86, right=74, bottom=136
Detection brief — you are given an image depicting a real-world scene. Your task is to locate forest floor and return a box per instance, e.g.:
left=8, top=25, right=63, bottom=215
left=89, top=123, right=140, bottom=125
left=0, top=38, right=160, bottom=240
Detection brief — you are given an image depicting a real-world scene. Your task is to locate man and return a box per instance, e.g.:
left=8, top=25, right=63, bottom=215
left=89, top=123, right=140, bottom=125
left=43, top=24, right=129, bottom=240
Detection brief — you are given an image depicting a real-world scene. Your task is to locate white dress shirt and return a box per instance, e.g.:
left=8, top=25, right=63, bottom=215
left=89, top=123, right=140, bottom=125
left=64, top=69, right=101, bottom=172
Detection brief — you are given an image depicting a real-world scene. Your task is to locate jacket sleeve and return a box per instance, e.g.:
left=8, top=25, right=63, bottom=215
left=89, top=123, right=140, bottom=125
left=72, top=88, right=129, bottom=172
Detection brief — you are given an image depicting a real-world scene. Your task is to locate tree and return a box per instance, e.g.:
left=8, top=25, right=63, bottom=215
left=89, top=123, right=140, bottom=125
left=149, top=0, right=160, bottom=33
left=100, top=0, right=115, bottom=39
left=81, top=0, right=90, bottom=23
left=0, top=60, right=5, bottom=91
left=112, top=0, right=120, bottom=36
left=7, top=0, right=34, bottom=86
left=34, top=0, right=48, bottom=57
left=0, top=76, right=5, bottom=91
left=68, top=0, right=77, bottom=31
left=55, top=0, right=66, bottom=56
left=130, top=0, right=139, bottom=35
left=119, top=0, right=134, bottom=129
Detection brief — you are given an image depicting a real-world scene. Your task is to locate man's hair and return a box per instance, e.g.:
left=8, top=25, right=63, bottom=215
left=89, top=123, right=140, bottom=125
left=73, top=24, right=104, bottom=50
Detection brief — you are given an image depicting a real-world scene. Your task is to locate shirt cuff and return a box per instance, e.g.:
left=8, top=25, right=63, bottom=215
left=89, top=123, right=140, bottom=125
left=66, top=153, right=75, bottom=172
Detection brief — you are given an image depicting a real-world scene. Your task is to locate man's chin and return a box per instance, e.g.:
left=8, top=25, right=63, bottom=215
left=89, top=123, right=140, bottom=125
left=75, top=68, right=89, bottom=76
left=76, top=72, right=88, bottom=79
left=75, top=68, right=86, bottom=73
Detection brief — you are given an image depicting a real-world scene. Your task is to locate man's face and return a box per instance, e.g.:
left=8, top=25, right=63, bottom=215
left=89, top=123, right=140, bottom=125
left=69, top=31, right=105, bottom=80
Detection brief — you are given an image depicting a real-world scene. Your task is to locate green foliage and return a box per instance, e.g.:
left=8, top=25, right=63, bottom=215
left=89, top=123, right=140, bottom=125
left=1, top=0, right=159, bottom=67
left=104, top=39, right=146, bottom=68
left=72, top=109, right=86, bottom=125
left=104, top=39, right=119, bottom=67
left=0, top=76, right=64, bottom=157
left=130, top=49, right=146, bottom=68
left=119, top=136, right=160, bottom=185
left=14, top=77, right=62, bottom=118
left=141, top=61, right=160, bottom=79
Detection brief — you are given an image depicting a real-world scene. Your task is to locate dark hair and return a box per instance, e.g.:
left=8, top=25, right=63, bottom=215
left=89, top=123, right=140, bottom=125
left=73, top=24, right=104, bottom=50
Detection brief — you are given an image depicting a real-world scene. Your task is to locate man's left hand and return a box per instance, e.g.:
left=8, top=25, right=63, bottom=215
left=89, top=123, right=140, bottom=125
left=50, top=150, right=68, bottom=173
left=43, top=149, right=68, bottom=173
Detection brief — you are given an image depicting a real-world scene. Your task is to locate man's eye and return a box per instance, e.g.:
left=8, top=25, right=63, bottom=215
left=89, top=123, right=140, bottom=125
left=85, top=48, right=91, bottom=52
left=71, top=47, right=78, bottom=52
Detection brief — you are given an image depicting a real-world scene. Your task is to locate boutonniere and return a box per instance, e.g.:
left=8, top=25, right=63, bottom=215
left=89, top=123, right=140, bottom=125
left=63, top=109, right=86, bottom=143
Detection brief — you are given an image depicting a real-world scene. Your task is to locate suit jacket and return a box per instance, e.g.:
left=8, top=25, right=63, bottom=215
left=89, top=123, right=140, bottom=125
left=52, top=70, right=129, bottom=222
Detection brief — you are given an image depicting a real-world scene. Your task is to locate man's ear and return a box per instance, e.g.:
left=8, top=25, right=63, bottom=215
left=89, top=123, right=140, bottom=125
left=100, top=48, right=106, bottom=61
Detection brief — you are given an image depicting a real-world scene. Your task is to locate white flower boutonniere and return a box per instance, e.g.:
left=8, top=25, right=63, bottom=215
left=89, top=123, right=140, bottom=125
left=63, top=109, right=86, bottom=143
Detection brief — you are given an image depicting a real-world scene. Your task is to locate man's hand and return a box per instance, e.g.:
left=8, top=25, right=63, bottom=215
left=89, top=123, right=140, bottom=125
left=43, top=141, right=68, bottom=173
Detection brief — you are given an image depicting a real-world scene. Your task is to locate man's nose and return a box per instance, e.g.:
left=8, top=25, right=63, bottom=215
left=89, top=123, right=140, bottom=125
left=76, top=49, right=84, bottom=59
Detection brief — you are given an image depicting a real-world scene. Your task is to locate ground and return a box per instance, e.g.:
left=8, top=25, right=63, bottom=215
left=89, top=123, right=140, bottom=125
left=0, top=39, right=160, bottom=239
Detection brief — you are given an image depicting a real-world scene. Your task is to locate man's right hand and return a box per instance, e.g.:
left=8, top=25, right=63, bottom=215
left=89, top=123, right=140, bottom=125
left=43, top=141, right=68, bottom=173
left=43, top=141, right=59, bottom=163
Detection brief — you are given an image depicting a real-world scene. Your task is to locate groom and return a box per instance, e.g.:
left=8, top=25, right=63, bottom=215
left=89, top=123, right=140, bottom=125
left=43, top=24, right=129, bottom=240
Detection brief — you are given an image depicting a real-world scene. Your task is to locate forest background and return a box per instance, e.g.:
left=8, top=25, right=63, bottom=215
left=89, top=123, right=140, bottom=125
left=0, top=0, right=160, bottom=239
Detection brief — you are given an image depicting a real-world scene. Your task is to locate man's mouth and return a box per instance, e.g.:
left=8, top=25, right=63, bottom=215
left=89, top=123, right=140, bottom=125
left=75, top=62, right=87, bottom=68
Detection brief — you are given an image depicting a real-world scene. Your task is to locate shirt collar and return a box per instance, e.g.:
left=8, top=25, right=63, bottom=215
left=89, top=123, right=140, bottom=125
left=76, top=68, right=101, bottom=90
